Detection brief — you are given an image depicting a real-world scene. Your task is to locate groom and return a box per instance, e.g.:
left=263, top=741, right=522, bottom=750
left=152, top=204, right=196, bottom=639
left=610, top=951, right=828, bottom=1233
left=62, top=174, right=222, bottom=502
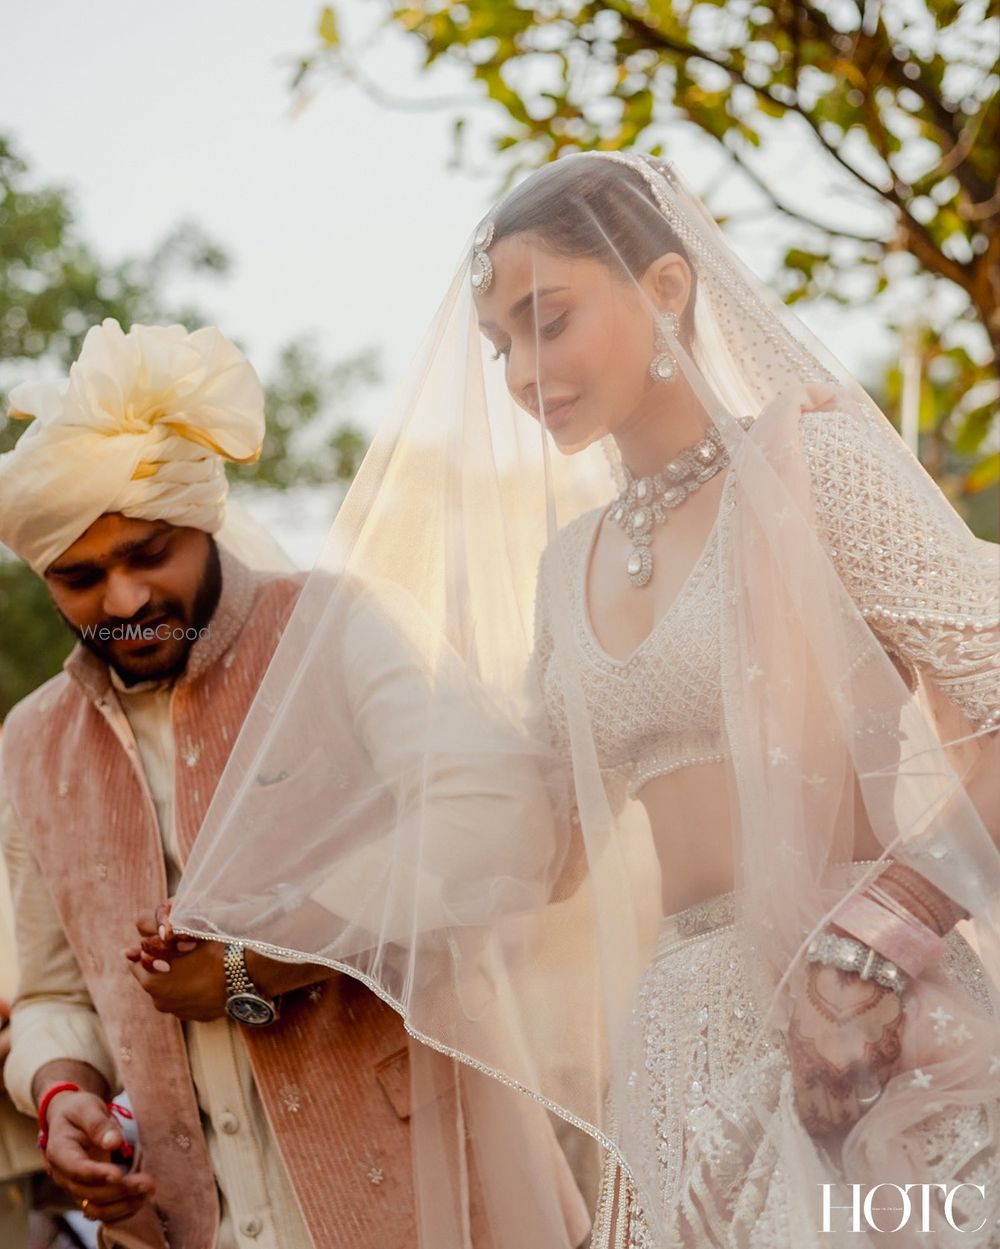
left=0, top=322, right=588, bottom=1249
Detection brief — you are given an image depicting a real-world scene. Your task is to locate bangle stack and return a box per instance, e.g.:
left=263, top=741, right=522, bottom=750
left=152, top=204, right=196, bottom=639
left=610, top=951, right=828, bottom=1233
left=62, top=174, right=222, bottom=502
left=808, top=867, right=955, bottom=996
left=834, top=879, right=947, bottom=978
left=806, top=931, right=908, bottom=995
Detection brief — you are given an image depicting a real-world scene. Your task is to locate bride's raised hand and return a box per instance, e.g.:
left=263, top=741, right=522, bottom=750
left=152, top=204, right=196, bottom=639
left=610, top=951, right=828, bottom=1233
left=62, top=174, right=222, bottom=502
left=125, top=902, right=198, bottom=973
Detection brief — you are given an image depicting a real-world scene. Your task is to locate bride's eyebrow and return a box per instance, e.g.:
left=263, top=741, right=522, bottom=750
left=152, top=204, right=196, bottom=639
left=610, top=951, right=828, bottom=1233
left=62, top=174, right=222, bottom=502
left=509, top=285, right=568, bottom=319
left=479, top=285, right=569, bottom=333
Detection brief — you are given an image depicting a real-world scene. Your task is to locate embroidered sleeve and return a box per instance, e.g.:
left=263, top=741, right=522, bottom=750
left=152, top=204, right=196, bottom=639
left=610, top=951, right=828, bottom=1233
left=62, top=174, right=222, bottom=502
left=802, top=408, right=1000, bottom=733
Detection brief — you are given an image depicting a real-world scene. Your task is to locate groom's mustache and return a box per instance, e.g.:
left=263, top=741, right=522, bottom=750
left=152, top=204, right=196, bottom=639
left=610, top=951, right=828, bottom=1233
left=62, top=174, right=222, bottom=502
left=88, top=598, right=189, bottom=636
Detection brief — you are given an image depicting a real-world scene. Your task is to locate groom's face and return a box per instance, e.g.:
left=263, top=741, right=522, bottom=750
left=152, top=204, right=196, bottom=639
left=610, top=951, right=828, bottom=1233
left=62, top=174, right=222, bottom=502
left=45, top=515, right=222, bottom=686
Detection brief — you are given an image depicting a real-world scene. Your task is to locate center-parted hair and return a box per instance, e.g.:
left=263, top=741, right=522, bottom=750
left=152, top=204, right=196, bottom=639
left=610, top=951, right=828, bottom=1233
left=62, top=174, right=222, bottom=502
left=489, top=156, right=697, bottom=335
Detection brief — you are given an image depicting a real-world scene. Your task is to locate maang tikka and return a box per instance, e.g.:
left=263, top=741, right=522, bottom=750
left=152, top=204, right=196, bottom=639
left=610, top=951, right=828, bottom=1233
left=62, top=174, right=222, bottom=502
left=650, top=311, right=681, bottom=383
left=471, top=218, right=495, bottom=293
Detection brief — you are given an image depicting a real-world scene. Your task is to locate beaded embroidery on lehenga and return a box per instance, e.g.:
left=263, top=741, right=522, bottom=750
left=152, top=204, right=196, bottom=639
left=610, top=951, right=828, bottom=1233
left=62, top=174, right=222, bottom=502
left=588, top=883, right=997, bottom=1248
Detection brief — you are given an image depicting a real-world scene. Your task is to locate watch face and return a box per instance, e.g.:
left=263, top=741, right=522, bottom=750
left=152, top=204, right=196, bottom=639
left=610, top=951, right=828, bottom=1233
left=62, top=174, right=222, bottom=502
left=226, top=993, right=277, bottom=1027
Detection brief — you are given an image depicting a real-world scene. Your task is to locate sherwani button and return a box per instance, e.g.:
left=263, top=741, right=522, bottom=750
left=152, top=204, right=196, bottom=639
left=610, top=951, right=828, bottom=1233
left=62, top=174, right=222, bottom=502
left=240, top=1216, right=263, bottom=1238
left=218, top=1112, right=239, bottom=1134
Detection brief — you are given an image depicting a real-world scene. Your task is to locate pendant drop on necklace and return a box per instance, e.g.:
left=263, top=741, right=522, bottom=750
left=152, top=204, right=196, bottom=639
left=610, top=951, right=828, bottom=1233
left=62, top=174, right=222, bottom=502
left=610, top=418, right=754, bottom=589
left=627, top=545, right=653, bottom=587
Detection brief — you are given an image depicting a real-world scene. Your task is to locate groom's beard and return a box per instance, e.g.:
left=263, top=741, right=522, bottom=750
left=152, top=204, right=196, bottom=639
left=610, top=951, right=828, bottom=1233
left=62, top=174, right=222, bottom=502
left=64, top=539, right=223, bottom=686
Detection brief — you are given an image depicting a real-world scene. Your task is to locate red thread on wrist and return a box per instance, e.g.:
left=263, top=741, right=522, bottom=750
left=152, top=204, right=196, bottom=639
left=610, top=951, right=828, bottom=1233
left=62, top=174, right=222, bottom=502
left=36, top=1081, right=81, bottom=1151
left=107, top=1101, right=134, bottom=1159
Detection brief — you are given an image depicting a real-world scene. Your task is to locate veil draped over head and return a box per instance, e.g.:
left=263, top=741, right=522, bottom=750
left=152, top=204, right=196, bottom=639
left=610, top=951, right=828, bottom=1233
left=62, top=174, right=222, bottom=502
left=171, top=154, right=1000, bottom=1247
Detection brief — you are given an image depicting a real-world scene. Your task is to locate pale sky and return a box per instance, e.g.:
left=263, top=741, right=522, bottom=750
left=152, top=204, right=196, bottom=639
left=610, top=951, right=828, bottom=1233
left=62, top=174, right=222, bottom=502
left=2, top=1, right=923, bottom=563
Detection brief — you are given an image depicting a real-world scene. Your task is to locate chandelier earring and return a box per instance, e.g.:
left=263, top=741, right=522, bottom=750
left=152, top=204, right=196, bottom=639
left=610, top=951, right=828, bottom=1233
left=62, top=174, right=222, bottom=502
left=649, top=311, right=682, bottom=384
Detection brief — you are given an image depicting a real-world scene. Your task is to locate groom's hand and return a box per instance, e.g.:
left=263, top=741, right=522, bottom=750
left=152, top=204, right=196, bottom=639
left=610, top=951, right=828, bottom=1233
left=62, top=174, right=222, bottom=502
left=135, top=900, right=339, bottom=1001
left=124, top=914, right=226, bottom=1022
left=36, top=1076, right=155, bottom=1224
left=45, top=1092, right=155, bottom=1223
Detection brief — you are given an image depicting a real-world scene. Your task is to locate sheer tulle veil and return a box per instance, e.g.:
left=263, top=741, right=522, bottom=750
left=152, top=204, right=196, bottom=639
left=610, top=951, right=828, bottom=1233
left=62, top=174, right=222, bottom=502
left=171, top=153, right=1000, bottom=1246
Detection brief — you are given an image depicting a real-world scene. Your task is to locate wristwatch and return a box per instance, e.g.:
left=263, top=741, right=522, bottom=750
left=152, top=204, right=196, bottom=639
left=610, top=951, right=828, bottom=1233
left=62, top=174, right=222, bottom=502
left=223, top=942, right=279, bottom=1026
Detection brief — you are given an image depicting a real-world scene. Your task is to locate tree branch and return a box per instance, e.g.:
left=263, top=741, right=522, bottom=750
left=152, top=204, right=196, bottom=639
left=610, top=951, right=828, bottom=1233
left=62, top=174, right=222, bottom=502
left=798, top=0, right=963, bottom=150
left=797, top=0, right=993, bottom=204
left=608, top=4, right=889, bottom=192
left=294, top=45, right=483, bottom=113
left=718, top=141, right=886, bottom=244
left=606, top=3, right=974, bottom=295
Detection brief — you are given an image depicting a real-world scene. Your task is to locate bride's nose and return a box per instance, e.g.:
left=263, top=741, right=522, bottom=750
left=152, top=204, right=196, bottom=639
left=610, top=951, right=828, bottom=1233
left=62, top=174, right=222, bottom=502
left=506, top=347, right=541, bottom=416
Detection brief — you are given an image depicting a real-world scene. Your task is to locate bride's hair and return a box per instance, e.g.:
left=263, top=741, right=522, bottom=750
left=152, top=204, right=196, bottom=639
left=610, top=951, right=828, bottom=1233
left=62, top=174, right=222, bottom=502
left=490, top=156, right=697, bottom=337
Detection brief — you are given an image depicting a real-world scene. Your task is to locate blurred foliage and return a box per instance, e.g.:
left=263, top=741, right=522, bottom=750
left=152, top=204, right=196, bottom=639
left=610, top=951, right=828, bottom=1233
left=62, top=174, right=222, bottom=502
left=0, top=560, right=71, bottom=717
left=881, top=319, right=998, bottom=539
left=0, top=136, right=230, bottom=454
left=298, top=0, right=1000, bottom=510
left=242, top=338, right=377, bottom=489
left=0, top=133, right=374, bottom=716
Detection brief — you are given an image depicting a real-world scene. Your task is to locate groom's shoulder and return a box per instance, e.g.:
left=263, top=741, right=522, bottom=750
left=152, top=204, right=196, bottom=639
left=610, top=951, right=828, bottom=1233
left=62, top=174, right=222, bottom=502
left=2, top=670, right=73, bottom=755
left=252, top=566, right=308, bottom=604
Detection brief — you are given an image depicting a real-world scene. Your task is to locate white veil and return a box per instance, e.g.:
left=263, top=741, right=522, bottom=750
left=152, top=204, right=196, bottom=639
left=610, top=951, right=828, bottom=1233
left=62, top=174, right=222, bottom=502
left=171, top=153, right=1000, bottom=1247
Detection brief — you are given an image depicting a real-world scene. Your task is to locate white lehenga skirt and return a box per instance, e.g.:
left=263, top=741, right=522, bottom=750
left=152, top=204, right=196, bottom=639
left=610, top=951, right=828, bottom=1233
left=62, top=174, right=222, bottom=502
left=591, top=878, right=998, bottom=1249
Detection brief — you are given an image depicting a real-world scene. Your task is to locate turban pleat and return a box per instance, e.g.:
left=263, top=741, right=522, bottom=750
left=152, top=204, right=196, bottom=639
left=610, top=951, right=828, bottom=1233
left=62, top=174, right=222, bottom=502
left=0, top=320, right=265, bottom=573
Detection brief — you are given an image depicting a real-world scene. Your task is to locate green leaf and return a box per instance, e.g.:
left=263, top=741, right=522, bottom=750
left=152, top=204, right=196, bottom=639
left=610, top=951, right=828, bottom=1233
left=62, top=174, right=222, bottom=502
left=756, top=94, right=787, bottom=120
left=318, top=5, right=340, bottom=49
left=954, top=402, right=999, bottom=456
left=964, top=452, right=1000, bottom=495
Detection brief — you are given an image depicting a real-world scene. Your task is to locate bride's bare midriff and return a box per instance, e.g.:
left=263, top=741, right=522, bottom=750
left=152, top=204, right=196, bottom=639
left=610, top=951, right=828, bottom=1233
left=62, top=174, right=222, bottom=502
left=641, top=764, right=887, bottom=917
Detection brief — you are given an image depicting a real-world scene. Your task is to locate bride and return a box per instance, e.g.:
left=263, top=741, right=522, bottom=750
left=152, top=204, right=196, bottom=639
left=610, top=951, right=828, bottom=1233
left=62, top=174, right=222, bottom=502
left=172, top=153, right=1000, bottom=1247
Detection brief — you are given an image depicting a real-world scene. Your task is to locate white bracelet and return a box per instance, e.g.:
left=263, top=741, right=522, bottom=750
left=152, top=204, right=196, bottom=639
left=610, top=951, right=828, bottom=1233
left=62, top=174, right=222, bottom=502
left=805, top=931, right=908, bottom=995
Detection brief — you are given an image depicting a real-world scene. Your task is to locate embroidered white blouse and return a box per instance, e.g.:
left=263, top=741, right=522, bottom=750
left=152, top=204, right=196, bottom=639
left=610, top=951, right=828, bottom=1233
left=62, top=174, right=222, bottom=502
left=533, top=408, right=1000, bottom=804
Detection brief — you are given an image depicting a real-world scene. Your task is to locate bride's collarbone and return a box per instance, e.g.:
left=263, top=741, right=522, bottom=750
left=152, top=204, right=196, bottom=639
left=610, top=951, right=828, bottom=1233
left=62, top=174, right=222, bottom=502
left=587, top=513, right=718, bottom=653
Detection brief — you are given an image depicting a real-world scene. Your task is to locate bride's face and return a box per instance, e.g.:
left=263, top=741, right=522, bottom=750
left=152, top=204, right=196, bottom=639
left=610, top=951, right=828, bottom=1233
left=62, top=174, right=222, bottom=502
left=476, top=234, right=657, bottom=454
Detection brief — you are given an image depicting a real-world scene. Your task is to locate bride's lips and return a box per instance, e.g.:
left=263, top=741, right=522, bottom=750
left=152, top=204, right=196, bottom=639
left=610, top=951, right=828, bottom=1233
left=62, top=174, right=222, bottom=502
left=539, top=396, right=578, bottom=431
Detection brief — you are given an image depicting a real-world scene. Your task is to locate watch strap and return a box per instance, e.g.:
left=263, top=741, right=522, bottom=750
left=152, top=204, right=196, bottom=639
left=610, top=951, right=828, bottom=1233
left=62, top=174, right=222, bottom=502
left=224, top=941, right=258, bottom=997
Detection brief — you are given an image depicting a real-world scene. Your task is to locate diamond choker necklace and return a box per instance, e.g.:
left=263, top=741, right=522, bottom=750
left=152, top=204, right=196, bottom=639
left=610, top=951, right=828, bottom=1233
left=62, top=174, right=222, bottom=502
left=611, top=417, right=754, bottom=588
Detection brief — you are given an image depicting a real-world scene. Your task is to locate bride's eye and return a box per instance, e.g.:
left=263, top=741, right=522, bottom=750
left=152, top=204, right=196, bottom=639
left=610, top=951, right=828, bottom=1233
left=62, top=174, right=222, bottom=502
left=540, top=312, right=568, bottom=340
left=492, top=342, right=510, bottom=361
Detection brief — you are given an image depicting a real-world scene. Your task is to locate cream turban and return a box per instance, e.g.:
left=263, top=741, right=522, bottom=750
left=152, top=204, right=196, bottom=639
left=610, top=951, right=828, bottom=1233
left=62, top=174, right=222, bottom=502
left=0, top=319, right=265, bottom=574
